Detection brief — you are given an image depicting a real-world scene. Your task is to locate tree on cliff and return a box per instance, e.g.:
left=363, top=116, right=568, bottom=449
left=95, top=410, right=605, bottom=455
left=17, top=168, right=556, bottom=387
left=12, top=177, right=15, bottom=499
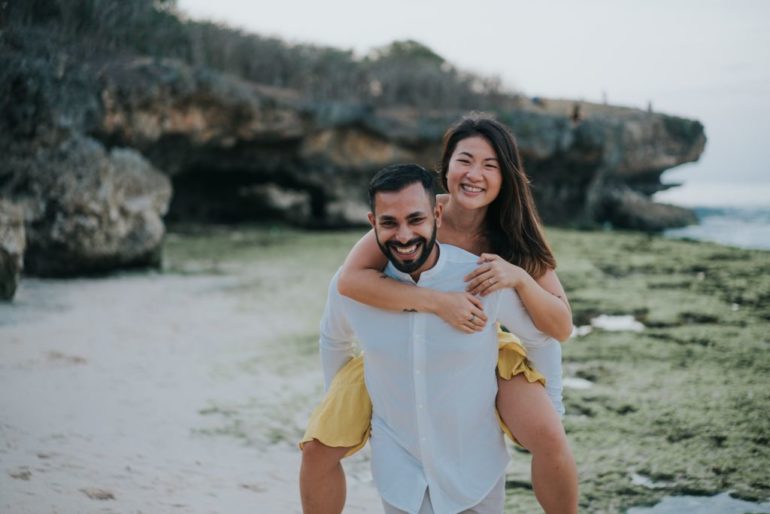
left=2, top=0, right=508, bottom=109
left=364, top=40, right=504, bottom=109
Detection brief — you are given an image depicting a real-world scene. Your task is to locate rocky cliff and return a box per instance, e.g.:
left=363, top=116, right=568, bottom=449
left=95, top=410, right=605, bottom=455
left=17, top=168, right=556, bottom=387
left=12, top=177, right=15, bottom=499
left=91, top=57, right=704, bottom=230
left=0, top=26, right=705, bottom=287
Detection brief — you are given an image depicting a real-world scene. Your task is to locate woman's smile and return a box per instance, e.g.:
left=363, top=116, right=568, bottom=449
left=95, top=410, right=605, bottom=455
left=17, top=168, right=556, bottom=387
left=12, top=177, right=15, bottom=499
left=446, top=136, right=502, bottom=207
left=460, top=183, right=486, bottom=195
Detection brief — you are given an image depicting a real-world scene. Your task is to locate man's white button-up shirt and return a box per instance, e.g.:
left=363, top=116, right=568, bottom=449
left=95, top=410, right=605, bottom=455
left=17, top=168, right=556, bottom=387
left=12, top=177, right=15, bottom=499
left=319, top=243, right=553, bottom=514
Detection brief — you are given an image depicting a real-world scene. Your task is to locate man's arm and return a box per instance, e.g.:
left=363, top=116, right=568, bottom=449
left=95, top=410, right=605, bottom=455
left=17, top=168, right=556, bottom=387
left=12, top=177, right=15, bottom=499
left=319, top=271, right=357, bottom=390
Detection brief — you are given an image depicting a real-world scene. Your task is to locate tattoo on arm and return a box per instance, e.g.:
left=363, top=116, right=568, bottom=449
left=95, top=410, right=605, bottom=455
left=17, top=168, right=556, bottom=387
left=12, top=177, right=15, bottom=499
left=377, top=273, right=419, bottom=312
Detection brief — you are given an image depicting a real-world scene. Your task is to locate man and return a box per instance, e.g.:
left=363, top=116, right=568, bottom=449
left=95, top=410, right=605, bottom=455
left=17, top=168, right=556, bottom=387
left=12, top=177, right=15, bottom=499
left=306, top=164, right=552, bottom=513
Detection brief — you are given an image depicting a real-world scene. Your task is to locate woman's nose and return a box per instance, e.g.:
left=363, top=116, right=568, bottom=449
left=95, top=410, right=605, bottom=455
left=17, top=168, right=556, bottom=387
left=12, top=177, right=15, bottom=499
left=466, top=163, right=482, bottom=179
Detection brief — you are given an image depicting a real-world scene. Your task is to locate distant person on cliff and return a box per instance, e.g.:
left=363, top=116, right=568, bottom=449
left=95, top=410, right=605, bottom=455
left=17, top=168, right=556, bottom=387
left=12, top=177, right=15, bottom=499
left=300, top=115, right=578, bottom=514
left=571, top=103, right=583, bottom=124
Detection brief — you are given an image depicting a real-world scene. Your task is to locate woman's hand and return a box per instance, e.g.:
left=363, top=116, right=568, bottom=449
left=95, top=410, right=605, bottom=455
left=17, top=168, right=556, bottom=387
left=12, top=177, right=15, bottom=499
left=464, top=253, right=528, bottom=296
left=432, top=291, right=488, bottom=333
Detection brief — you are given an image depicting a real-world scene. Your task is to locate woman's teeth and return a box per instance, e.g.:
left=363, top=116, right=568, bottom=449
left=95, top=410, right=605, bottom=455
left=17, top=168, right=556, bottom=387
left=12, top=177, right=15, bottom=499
left=461, top=184, right=484, bottom=193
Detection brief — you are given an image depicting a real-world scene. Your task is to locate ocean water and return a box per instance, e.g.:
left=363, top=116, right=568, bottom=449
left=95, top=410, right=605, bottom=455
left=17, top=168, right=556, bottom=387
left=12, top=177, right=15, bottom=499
left=626, top=491, right=770, bottom=514
left=664, top=206, right=770, bottom=250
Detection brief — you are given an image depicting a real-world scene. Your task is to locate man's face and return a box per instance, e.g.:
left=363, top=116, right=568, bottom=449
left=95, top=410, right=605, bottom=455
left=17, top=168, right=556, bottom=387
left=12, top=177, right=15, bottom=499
left=368, top=182, right=441, bottom=275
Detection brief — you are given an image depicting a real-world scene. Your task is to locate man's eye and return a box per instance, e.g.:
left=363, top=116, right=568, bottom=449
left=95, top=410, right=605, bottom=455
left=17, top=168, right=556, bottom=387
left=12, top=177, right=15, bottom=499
left=410, top=218, right=426, bottom=224
left=381, top=222, right=395, bottom=227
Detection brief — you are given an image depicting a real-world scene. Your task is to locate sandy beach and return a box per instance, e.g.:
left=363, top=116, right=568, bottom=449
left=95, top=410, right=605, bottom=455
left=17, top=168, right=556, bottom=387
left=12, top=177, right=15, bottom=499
left=2, top=225, right=769, bottom=513
left=0, top=228, right=382, bottom=513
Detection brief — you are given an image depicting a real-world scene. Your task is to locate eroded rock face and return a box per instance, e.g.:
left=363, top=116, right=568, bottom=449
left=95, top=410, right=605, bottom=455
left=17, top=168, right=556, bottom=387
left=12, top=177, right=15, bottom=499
left=595, top=184, right=698, bottom=231
left=0, top=200, right=26, bottom=300
left=88, top=57, right=705, bottom=229
left=1, top=135, right=171, bottom=276
left=0, top=31, right=707, bottom=277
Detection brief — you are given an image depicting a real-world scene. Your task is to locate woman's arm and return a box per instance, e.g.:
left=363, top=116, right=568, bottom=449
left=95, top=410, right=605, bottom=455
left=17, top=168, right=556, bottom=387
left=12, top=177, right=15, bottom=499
left=464, top=254, right=573, bottom=341
left=336, top=230, right=488, bottom=333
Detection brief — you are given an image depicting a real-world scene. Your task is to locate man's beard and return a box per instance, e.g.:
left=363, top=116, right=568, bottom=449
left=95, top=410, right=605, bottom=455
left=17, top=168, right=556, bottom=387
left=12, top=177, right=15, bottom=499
left=375, top=221, right=438, bottom=274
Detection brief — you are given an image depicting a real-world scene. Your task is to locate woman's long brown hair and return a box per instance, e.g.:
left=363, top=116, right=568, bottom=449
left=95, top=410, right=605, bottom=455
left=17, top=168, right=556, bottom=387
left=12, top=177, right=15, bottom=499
left=439, top=113, right=556, bottom=278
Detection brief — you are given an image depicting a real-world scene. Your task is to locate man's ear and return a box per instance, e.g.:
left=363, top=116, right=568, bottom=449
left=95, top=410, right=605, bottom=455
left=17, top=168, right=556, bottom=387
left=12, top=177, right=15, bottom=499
left=434, top=202, right=443, bottom=228
left=367, top=212, right=376, bottom=228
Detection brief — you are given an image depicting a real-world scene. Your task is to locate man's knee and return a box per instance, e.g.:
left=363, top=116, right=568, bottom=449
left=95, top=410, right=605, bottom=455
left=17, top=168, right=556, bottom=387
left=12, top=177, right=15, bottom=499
left=301, top=440, right=348, bottom=468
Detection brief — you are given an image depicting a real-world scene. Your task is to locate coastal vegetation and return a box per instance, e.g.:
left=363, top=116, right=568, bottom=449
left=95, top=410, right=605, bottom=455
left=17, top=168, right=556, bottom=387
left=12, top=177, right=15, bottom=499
left=3, top=0, right=507, bottom=109
left=163, top=225, right=770, bottom=513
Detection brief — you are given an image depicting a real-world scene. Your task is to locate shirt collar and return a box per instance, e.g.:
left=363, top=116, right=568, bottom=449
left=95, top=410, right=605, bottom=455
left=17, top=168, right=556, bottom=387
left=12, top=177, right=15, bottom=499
left=386, top=242, right=445, bottom=285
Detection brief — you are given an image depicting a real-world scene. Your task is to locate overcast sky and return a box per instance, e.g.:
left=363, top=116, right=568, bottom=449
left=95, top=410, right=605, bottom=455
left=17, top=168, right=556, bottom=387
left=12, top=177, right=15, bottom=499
left=177, top=0, right=770, bottom=205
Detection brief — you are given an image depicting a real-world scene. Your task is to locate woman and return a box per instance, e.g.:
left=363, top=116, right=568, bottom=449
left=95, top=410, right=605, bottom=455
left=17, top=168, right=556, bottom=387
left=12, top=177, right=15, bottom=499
left=300, top=114, right=578, bottom=514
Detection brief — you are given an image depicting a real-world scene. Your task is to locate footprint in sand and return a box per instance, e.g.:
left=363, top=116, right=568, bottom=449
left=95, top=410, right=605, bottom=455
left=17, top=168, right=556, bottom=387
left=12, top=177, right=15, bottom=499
left=80, top=488, right=115, bottom=500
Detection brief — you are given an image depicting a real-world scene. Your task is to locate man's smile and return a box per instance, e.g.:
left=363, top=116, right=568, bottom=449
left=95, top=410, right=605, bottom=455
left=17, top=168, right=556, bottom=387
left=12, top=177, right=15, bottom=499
left=389, top=240, right=422, bottom=258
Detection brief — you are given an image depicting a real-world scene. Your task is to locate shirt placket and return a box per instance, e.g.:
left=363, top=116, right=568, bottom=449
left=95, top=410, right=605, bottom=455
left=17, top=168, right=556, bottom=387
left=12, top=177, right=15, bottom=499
left=412, top=313, right=433, bottom=476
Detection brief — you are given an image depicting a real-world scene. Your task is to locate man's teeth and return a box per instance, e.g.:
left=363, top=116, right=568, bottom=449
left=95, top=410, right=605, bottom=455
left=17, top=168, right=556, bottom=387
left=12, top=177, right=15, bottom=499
left=394, top=244, right=418, bottom=255
left=462, top=184, right=484, bottom=193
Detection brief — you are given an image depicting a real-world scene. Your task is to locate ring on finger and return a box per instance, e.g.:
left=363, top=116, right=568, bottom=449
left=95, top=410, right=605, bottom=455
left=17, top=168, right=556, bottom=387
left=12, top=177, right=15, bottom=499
left=468, top=313, right=476, bottom=323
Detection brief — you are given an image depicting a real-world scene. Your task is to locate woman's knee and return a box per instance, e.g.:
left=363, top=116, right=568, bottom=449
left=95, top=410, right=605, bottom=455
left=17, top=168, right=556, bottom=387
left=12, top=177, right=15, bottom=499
left=529, top=419, right=571, bottom=457
left=301, top=440, right=349, bottom=467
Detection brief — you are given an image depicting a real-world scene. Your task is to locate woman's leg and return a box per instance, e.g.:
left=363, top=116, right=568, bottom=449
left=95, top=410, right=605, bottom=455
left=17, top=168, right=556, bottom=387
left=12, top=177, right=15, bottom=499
left=300, top=440, right=352, bottom=514
left=497, top=374, right=578, bottom=514
left=299, top=356, right=371, bottom=513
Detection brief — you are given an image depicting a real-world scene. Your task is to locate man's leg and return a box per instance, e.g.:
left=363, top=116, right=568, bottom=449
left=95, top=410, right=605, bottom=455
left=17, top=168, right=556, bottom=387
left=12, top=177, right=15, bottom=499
left=497, top=374, right=578, bottom=514
left=299, top=440, right=352, bottom=514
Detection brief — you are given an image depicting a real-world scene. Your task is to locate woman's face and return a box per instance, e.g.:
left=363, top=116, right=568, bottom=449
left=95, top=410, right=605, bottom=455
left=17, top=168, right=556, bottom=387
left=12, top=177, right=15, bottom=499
left=445, top=135, right=503, bottom=211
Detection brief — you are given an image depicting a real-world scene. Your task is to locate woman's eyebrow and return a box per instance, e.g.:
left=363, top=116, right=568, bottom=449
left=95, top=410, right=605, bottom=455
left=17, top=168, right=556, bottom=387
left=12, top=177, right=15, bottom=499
left=458, top=151, right=497, bottom=162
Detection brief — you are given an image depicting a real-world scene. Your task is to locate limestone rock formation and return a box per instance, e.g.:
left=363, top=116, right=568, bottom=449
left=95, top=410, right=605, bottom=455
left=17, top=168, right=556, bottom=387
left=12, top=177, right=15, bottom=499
left=0, top=27, right=706, bottom=276
left=1, top=135, right=171, bottom=276
left=0, top=200, right=26, bottom=300
left=595, top=184, right=698, bottom=231
left=91, top=59, right=705, bottom=228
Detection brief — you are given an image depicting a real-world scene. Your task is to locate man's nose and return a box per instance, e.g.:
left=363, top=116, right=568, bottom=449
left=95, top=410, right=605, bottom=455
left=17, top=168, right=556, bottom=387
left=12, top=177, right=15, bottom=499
left=396, top=224, right=413, bottom=243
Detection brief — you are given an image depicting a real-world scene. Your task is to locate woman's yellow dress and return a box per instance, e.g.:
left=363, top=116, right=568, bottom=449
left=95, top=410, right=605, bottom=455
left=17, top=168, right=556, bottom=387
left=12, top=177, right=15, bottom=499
left=300, top=326, right=545, bottom=456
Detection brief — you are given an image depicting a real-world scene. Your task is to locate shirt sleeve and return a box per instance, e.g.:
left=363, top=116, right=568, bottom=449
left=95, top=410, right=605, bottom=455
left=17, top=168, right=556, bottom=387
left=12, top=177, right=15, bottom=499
left=319, top=270, right=357, bottom=390
left=494, top=288, right=552, bottom=348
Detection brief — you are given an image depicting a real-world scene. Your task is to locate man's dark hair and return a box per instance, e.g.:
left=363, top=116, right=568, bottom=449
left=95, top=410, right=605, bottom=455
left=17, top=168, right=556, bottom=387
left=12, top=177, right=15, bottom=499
left=368, top=164, right=437, bottom=211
